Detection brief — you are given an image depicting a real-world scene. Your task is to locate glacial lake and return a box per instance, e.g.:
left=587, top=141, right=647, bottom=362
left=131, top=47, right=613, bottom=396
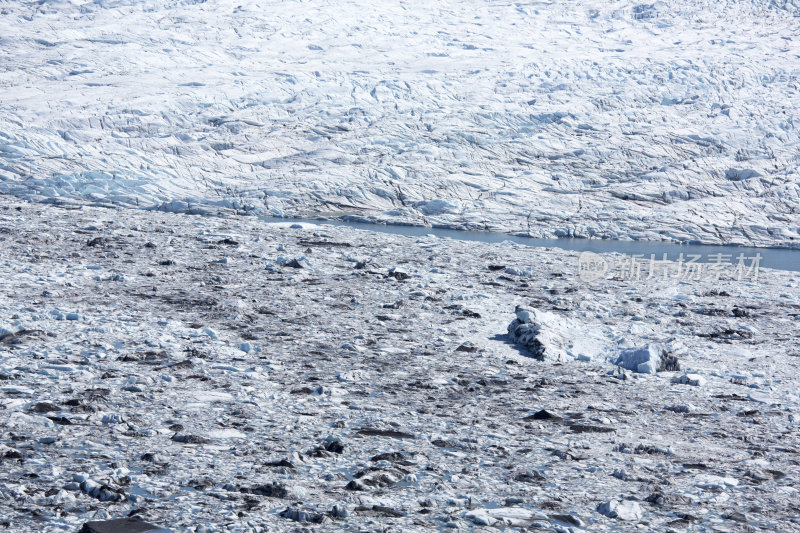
left=260, top=217, right=800, bottom=273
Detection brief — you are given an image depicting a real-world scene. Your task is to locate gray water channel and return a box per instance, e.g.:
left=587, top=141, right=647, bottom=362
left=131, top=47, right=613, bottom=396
left=261, top=217, right=799, bottom=273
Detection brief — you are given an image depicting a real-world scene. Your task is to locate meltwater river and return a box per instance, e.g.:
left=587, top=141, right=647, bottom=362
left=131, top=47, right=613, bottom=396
left=260, top=217, right=800, bottom=273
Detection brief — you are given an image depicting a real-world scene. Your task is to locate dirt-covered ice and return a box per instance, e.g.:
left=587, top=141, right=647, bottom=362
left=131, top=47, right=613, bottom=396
left=0, top=197, right=798, bottom=531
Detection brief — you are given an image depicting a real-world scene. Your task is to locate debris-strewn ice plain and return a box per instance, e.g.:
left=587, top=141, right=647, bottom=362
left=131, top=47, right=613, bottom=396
left=0, top=197, right=799, bottom=531
left=0, top=0, right=799, bottom=246
left=1, top=0, right=800, bottom=532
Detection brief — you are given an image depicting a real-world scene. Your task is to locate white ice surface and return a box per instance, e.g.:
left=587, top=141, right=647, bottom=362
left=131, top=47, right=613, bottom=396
left=0, top=0, right=799, bottom=246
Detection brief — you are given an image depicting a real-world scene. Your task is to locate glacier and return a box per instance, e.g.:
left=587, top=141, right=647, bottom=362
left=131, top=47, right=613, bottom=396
left=0, top=0, right=798, bottom=247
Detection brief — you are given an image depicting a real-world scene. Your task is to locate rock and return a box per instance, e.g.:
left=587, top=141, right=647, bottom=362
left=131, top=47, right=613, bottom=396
left=78, top=518, right=169, bottom=533
left=514, top=470, right=547, bottom=483
left=387, top=268, right=409, bottom=280
left=86, top=237, right=110, bottom=248
left=524, top=409, right=562, bottom=421
left=357, top=427, right=415, bottom=439
left=279, top=506, right=325, bottom=523
left=277, top=256, right=310, bottom=268
left=79, top=479, right=126, bottom=502
left=241, top=482, right=293, bottom=498
left=569, top=423, right=614, bottom=433
left=615, top=343, right=678, bottom=374
left=597, top=500, right=642, bottom=521
left=323, top=436, right=345, bottom=454
left=265, top=458, right=295, bottom=469
left=29, top=402, right=60, bottom=414
left=675, top=374, right=707, bottom=387
left=171, top=434, right=211, bottom=445
left=644, top=492, right=694, bottom=506
left=455, top=342, right=478, bottom=352
left=370, top=451, right=409, bottom=463
left=345, top=479, right=366, bottom=491
left=549, top=514, right=585, bottom=527
left=330, top=504, right=349, bottom=518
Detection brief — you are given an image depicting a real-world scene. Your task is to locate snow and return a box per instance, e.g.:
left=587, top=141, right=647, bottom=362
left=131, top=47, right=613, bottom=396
left=0, top=0, right=798, bottom=247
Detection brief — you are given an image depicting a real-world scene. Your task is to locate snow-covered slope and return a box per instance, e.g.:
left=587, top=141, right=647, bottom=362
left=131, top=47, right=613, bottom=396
left=0, top=0, right=799, bottom=246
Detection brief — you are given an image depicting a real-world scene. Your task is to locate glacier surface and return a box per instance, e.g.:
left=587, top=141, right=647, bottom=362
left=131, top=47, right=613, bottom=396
left=0, top=0, right=799, bottom=246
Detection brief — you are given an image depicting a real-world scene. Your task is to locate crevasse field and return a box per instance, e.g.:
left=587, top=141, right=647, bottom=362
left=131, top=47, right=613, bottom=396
left=0, top=0, right=798, bottom=246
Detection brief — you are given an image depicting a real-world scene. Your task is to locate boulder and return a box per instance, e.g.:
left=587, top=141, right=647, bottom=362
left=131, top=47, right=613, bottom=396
left=78, top=518, right=170, bottom=533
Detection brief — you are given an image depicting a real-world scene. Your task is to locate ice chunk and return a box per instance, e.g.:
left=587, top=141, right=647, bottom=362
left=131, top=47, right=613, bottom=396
left=615, top=343, right=678, bottom=374
left=597, top=500, right=642, bottom=521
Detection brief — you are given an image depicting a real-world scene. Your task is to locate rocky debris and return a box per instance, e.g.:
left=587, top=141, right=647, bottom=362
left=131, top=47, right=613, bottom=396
left=240, top=482, right=297, bottom=499
left=170, top=434, right=211, bottom=445
left=0, top=197, right=796, bottom=532
left=614, top=443, right=674, bottom=455
left=347, top=466, right=405, bottom=489
left=524, top=409, right=562, bottom=421
left=644, top=492, right=695, bottom=506
left=514, top=470, right=547, bottom=483
left=28, top=402, right=61, bottom=414
left=597, top=500, right=642, bottom=521
left=86, top=237, right=111, bottom=248
left=265, top=458, right=295, bottom=469
left=77, top=478, right=127, bottom=502
left=277, top=256, right=310, bottom=269
left=278, top=506, right=326, bottom=523
left=0, top=328, right=44, bottom=346
left=344, top=479, right=366, bottom=491
left=549, top=514, right=585, bottom=527
left=353, top=504, right=406, bottom=518
left=78, top=518, right=169, bottom=533
left=455, top=342, right=479, bottom=352
left=322, top=436, right=345, bottom=454
left=370, top=451, right=413, bottom=463
left=569, top=423, right=615, bottom=433
left=387, top=269, right=409, bottom=281
left=356, top=427, right=415, bottom=439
